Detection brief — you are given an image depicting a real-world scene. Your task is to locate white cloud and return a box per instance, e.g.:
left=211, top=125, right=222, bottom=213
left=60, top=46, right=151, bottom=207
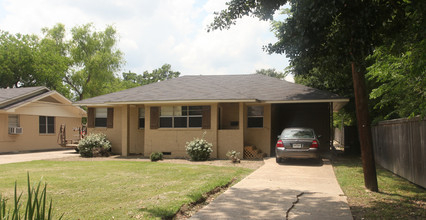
left=0, top=0, right=291, bottom=79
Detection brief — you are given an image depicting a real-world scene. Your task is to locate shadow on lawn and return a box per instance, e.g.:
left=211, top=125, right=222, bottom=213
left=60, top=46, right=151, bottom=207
left=350, top=198, right=426, bottom=220
left=139, top=206, right=176, bottom=220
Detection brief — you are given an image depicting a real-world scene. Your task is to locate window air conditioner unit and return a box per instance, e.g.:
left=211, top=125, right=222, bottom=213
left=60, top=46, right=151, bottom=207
left=8, top=127, right=23, bottom=134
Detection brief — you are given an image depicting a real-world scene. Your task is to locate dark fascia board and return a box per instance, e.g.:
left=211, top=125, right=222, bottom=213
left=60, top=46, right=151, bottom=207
left=0, top=87, right=50, bottom=109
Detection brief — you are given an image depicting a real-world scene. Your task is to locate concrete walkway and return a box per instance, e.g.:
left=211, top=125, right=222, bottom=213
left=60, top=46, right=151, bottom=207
left=191, top=158, right=352, bottom=220
left=0, top=149, right=78, bottom=164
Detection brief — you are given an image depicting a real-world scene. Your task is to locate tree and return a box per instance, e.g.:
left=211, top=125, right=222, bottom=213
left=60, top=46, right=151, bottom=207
left=63, top=23, right=124, bottom=100
left=1, top=23, right=124, bottom=101
left=120, top=64, right=180, bottom=89
left=35, top=24, right=72, bottom=97
left=0, top=31, right=38, bottom=88
left=366, top=1, right=425, bottom=121
left=207, top=0, right=419, bottom=191
left=367, top=40, right=426, bottom=122
left=255, top=68, right=287, bottom=79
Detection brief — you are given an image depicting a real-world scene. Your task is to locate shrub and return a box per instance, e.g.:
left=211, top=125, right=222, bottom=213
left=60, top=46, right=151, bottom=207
left=185, top=132, right=213, bottom=161
left=150, top=152, right=163, bottom=161
left=0, top=173, right=63, bottom=220
left=226, top=150, right=241, bottom=163
left=78, top=133, right=111, bottom=157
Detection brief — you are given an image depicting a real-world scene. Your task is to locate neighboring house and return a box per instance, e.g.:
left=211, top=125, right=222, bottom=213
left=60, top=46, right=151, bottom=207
left=0, top=87, right=86, bottom=153
left=74, top=74, right=348, bottom=159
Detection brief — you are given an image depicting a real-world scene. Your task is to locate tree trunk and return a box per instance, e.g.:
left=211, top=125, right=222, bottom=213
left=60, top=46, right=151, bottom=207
left=351, top=61, right=378, bottom=192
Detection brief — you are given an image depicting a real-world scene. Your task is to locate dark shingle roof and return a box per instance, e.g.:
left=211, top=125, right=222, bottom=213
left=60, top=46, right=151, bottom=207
left=0, top=87, right=50, bottom=109
left=75, top=74, right=346, bottom=105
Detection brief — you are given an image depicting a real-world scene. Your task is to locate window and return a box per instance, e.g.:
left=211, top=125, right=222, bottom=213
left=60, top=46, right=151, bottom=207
left=39, top=116, right=55, bottom=134
left=247, top=106, right=264, bottom=128
left=159, top=106, right=203, bottom=128
left=160, top=106, right=173, bottom=128
left=87, top=107, right=113, bottom=128
left=282, top=128, right=315, bottom=139
left=8, top=115, right=19, bottom=127
left=139, top=108, right=145, bottom=129
left=95, top=108, right=107, bottom=127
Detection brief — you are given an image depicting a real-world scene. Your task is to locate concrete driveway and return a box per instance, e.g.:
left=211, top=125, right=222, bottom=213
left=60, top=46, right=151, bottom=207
left=0, top=149, right=78, bottom=164
left=191, top=158, right=352, bottom=220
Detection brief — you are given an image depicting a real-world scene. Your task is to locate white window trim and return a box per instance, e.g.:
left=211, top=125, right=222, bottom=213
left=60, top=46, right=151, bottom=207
left=247, top=106, right=264, bottom=128
left=160, top=106, right=203, bottom=128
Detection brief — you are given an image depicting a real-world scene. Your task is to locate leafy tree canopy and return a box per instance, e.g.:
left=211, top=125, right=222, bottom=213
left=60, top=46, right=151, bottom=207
left=0, top=23, right=124, bottom=101
left=120, top=64, right=180, bottom=89
left=255, top=68, right=287, bottom=79
left=65, top=23, right=124, bottom=100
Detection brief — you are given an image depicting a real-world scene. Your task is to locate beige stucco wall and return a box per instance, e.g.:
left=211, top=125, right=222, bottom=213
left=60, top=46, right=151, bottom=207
left=143, top=103, right=219, bottom=158
left=218, top=103, right=239, bottom=129
left=87, top=106, right=123, bottom=155
left=217, top=129, right=244, bottom=159
left=13, top=100, right=84, bottom=118
left=0, top=113, right=82, bottom=153
left=244, top=103, right=272, bottom=156
left=129, top=105, right=144, bottom=154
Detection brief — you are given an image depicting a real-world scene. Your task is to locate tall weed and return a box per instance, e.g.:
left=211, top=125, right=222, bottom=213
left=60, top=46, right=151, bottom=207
left=0, top=173, right=63, bottom=220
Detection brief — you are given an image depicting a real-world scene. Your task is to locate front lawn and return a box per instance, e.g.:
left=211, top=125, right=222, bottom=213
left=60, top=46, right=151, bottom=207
left=333, top=156, right=426, bottom=219
left=0, top=160, right=253, bottom=219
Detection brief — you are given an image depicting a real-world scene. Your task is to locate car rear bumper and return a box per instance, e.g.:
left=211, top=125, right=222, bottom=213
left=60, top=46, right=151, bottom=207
left=276, top=147, right=319, bottom=159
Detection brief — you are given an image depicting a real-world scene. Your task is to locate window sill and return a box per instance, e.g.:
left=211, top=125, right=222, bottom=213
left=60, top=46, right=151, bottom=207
left=156, top=128, right=204, bottom=131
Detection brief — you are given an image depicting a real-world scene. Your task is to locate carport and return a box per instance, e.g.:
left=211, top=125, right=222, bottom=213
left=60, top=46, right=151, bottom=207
left=270, top=101, right=346, bottom=156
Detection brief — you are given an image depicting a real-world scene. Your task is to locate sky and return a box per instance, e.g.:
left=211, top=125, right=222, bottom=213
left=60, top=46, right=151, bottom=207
left=0, top=0, right=293, bottom=82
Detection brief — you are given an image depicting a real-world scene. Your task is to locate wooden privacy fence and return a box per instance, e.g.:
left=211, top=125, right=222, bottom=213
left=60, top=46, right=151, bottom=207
left=372, top=117, right=425, bottom=188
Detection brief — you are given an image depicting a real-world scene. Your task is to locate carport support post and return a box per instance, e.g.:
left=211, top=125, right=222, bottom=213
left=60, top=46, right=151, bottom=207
left=121, top=105, right=129, bottom=156
left=351, top=62, right=378, bottom=192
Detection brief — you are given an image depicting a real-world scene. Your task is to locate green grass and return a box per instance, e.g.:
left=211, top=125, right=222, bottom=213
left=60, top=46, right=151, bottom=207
left=0, top=161, right=253, bottom=219
left=333, top=156, right=426, bottom=219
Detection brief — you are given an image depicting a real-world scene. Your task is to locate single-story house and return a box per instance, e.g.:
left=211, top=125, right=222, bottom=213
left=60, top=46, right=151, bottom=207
left=0, top=87, right=86, bottom=153
left=74, top=74, right=348, bottom=159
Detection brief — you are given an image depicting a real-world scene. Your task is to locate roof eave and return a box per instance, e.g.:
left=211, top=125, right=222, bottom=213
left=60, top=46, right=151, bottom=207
left=263, top=98, right=349, bottom=104
left=0, top=87, right=49, bottom=109
left=264, top=98, right=349, bottom=112
left=4, top=91, right=86, bottom=116
left=73, top=99, right=259, bottom=106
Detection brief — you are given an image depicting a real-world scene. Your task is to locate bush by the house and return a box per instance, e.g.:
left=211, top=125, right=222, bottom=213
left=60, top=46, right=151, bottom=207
left=226, top=150, right=241, bottom=163
left=185, top=132, right=213, bottom=161
left=150, top=152, right=163, bottom=161
left=78, top=133, right=111, bottom=157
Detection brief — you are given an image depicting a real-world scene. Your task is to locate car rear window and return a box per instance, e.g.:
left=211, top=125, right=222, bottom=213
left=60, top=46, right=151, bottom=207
left=282, top=129, right=314, bottom=139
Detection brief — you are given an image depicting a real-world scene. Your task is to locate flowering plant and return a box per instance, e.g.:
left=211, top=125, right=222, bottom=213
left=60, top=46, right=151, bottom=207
left=185, top=132, right=213, bottom=161
left=78, top=133, right=111, bottom=157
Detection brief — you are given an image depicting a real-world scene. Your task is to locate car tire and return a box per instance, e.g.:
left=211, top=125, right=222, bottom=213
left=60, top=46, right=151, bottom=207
left=276, top=157, right=282, bottom=163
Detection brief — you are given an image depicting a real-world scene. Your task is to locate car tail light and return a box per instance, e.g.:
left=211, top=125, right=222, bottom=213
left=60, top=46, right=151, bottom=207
left=311, top=140, right=319, bottom=148
left=276, top=140, right=284, bottom=148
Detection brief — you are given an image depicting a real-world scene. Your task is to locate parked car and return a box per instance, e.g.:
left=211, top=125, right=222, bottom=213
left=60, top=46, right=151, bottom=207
left=275, top=127, right=320, bottom=163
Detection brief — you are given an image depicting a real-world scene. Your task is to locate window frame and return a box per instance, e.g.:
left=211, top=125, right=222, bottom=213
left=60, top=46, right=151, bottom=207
left=39, top=116, right=55, bottom=134
left=159, top=106, right=203, bottom=128
left=95, top=108, right=108, bottom=127
left=247, top=106, right=264, bottom=128
left=139, top=107, right=145, bottom=129
left=8, top=115, right=19, bottom=128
